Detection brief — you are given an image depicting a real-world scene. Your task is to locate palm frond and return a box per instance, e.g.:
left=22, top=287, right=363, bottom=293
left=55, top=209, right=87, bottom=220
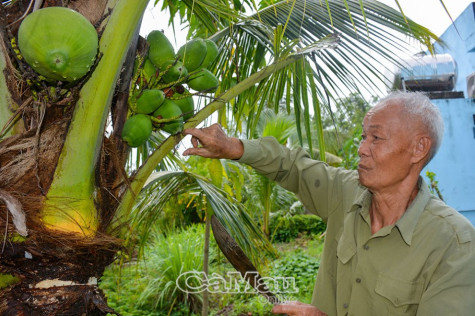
left=159, top=0, right=253, bottom=36
left=127, top=170, right=274, bottom=267
left=202, top=0, right=439, bottom=152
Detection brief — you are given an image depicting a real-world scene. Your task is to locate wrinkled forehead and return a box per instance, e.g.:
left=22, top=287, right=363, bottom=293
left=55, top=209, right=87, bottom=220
left=364, top=101, right=424, bottom=136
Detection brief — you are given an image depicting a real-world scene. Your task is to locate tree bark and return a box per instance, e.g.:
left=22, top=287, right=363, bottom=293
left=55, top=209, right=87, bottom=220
left=201, top=208, right=211, bottom=316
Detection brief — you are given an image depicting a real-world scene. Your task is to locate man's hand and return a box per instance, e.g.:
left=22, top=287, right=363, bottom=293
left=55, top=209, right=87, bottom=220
left=272, top=301, right=327, bottom=316
left=182, top=124, right=244, bottom=159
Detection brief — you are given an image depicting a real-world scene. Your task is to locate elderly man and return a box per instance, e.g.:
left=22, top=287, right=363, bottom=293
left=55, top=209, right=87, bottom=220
left=183, top=91, right=475, bottom=315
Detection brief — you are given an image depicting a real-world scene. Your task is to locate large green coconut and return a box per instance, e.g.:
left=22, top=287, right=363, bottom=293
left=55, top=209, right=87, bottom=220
left=147, top=30, right=175, bottom=69
left=200, top=39, right=219, bottom=69
left=153, top=99, right=184, bottom=134
left=122, top=114, right=153, bottom=147
left=18, top=7, right=98, bottom=82
left=160, top=60, right=188, bottom=83
left=177, top=38, right=207, bottom=72
left=187, top=69, right=219, bottom=92
left=135, top=89, right=165, bottom=114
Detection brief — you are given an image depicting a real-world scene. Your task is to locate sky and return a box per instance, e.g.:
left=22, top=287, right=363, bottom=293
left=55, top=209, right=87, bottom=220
left=378, top=0, right=473, bottom=36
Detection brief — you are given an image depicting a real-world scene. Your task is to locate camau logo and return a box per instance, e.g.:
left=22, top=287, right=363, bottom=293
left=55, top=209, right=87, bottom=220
left=176, top=271, right=298, bottom=295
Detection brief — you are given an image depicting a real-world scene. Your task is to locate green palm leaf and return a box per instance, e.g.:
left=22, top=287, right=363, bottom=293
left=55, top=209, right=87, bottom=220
left=177, top=0, right=439, bottom=155
left=127, top=170, right=275, bottom=267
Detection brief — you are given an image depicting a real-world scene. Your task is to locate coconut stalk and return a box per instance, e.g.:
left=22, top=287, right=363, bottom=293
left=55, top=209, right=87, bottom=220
left=113, top=33, right=341, bottom=229
left=41, top=0, right=149, bottom=236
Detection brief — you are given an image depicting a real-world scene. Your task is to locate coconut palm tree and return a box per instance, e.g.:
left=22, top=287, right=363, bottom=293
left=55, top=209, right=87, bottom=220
left=0, top=0, right=440, bottom=313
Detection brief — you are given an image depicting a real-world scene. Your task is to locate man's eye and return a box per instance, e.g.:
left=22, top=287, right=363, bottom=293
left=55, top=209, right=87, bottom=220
left=361, top=134, right=367, bottom=140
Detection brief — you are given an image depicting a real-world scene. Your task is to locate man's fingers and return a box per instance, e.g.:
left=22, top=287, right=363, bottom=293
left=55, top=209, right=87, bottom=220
left=183, top=147, right=212, bottom=158
left=190, top=135, right=200, bottom=148
left=271, top=302, right=327, bottom=316
left=183, top=127, right=206, bottom=139
left=272, top=304, right=294, bottom=314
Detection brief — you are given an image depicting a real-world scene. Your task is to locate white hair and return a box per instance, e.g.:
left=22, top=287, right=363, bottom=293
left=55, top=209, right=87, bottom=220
left=377, top=91, right=444, bottom=162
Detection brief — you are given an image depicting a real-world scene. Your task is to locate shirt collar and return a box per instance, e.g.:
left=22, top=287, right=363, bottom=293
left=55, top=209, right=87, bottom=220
left=350, top=177, right=432, bottom=246
left=395, top=177, right=431, bottom=246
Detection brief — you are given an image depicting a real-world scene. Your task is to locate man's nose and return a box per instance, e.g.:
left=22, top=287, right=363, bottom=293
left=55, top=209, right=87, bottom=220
left=358, top=138, right=368, bottom=157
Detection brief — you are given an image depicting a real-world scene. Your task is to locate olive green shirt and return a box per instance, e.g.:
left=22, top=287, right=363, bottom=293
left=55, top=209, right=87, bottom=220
left=238, top=137, right=475, bottom=316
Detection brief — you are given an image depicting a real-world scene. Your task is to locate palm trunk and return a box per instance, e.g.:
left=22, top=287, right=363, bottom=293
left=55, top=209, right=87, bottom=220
left=201, top=207, right=211, bottom=316
left=262, top=178, right=272, bottom=237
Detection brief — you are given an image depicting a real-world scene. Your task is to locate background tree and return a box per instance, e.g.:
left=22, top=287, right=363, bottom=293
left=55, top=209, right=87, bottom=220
left=0, top=0, right=440, bottom=314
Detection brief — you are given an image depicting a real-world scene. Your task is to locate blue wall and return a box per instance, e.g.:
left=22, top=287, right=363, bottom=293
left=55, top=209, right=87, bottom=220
left=423, top=98, right=475, bottom=224
left=433, top=3, right=475, bottom=96
left=419, top=3, right=475, bottom=225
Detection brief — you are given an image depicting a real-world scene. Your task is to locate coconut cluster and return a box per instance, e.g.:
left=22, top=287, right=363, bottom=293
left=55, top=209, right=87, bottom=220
left=122, top=31, right=219, bottom=148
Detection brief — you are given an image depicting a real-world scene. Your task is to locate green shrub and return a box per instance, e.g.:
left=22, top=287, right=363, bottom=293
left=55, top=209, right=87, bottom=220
left=270, top=214, right=326, bottom=243
left=269, top=251, right=320, bottom=303
left=230, top=295, right=274, bottom=315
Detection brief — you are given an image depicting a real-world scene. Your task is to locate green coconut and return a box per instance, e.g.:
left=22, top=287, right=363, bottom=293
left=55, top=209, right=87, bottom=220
left=122, top=114, right=153, bottom=147
left=136, top=89, right=165, bottom=114
left=142, top=58, right=158, bottom=83
left=173, top=91, right=194, bottom=121
left=153, top=99, right=184, bottom=134
left=187, top=69, right=219, bottom=92
left=18, top=7, right=98, bottom=82
left=177, top=38, right=207, bottom=72
left=200, top=39, right=219, bottom=69
left=147, top=30, right=175, bottom=69
left=160, top=60, right=188, bottom=83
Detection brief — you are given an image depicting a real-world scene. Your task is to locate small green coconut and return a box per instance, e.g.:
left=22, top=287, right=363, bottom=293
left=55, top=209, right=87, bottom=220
left=200, top=39, right=219, bottom=69
left=18, top=7, right=99, bottom=82
left=136, top=89, right=165, bottom=114
left=160, top=60, right=188, bottom=83
left=173, top=91, right=194, bottom=121
left=153, top=99, right=184, bottom=134
left=122, top=114, right=153, bottom=147
left=147, top=30, right=175, bottom=69
left=177, top=38, right=207, bottom=72
left=187, top=69, right=219, bottom=92
left=142, top=58, right=158, bottom=83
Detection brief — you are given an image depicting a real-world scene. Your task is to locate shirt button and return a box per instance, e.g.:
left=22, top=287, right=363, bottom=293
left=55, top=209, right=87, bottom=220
left=343, top=303, right=349, bottom=309
left=363, top=244, right=369, bottom=250
left=356, top=278, right=362, bottom=283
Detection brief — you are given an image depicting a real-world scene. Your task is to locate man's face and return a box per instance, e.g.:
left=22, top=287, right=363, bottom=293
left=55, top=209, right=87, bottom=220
left=357, top=102, right=417, bottom=192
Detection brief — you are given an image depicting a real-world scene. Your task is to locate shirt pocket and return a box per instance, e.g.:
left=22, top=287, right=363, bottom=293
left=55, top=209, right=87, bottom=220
left=374, top=273, right=423, bottom=315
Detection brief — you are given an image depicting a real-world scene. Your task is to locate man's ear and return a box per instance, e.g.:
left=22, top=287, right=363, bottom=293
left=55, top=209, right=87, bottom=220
left=411, top=135, right=432, bottom=164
